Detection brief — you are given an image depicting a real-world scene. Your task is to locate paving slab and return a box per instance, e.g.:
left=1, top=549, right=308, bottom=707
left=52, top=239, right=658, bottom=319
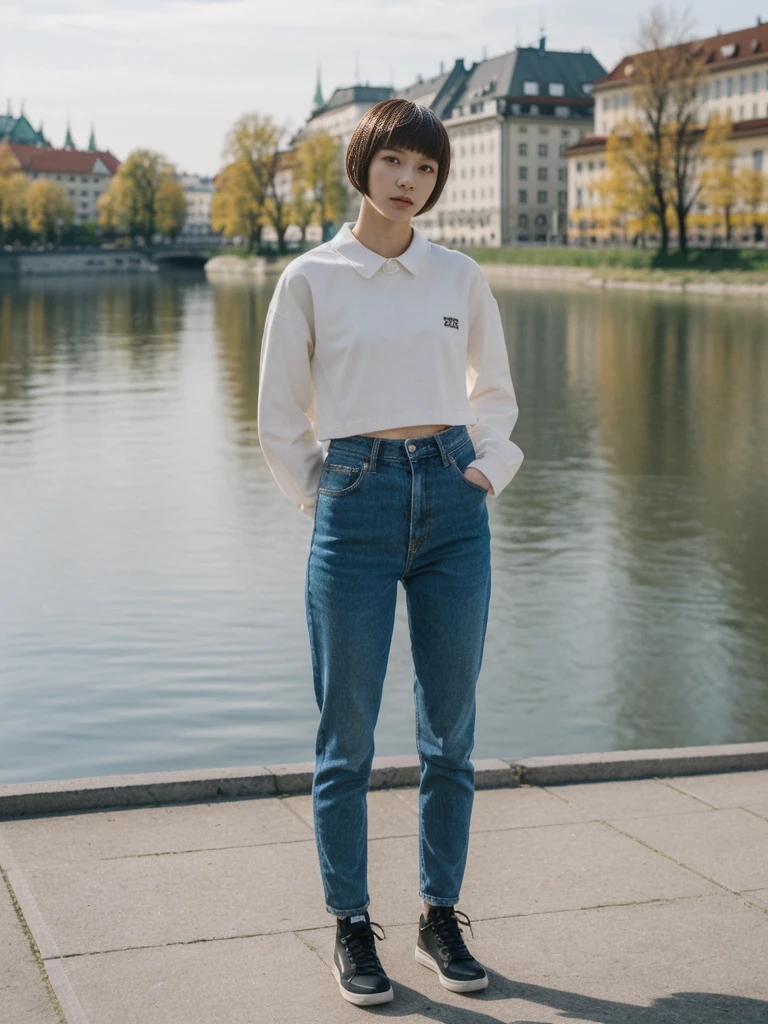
left=610, top=806, right=768, bottom=892
left=542, top=777, right=714, bottom=818
left=0, top=871, right=62, bottom=1024
left=659, top=768, right=768, bottom=808
left=1, top=767, right=767, bottom=1023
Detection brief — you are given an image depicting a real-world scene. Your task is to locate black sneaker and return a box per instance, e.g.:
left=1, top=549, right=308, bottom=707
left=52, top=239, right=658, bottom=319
left=415, top=905, right=488, bottom=992
left=332, top=911, right=394, bottom=1005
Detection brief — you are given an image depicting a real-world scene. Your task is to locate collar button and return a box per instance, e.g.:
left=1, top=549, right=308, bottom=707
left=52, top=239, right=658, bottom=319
left=382, top=259, right=399, bottom=274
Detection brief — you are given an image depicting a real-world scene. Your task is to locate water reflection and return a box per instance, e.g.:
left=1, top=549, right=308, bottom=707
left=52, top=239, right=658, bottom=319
left=0, top=272, right=766, bottom=784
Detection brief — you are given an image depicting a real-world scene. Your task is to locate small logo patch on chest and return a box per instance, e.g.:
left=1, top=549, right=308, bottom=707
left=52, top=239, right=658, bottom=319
left=443, top=316, right=459, bottom=329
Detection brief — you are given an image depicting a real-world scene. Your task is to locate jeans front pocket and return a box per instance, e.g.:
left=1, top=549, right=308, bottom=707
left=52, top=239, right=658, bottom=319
left=447, top=451, right=490, bottom=495
left=317, top=458, right=369, bottom=497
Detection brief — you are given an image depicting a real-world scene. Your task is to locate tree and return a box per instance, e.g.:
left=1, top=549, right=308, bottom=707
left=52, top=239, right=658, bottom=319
left=699, top=111, right=737, bottom=243
left=735, top=165, right=766, bottom=243
left=210, top=161, right=264, bottom=250
left=594, top=128, right=656, bottom=243
left=0, top=142, right=28, bottom=244
left=99, top=149, right=177, bottom=242
left=293, top=131, right=346, bottom=241
left=629, top=3, right=705, bottom=252
left=220, top=112, right=292, bottom=254
left=25, top=180, right=72, bottom=242
left=155, top=176, right=188, bottom=240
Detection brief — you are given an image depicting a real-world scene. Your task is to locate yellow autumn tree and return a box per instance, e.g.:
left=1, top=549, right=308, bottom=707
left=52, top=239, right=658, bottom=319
left=211, top=161, right=264, bottom=250
left=99, top=149, right=177, bottom=242
left=292, top=131, right=346, bottom=242
left=594, top=127, right=657, bottom=243
left=155, top=177, right=188, bottom=240
left=734, top=166, right=766, bottom=243
left=0, top=142, right=29, bottom=243
left=699, top=111, right=737, bottom=243
left=217, top=112, right=292, bottom=253
left=25, top=180, right=72, bottom=242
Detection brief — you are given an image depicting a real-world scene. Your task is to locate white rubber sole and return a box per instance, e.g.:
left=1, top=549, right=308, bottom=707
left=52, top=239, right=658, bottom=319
left=332, top=960, right=394, bottom=1005
left=414, top=945, right=489, bottom=992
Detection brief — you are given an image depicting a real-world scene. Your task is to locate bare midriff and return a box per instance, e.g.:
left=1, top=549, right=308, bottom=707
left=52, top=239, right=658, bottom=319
left=358, top=424, right=452, bottom=439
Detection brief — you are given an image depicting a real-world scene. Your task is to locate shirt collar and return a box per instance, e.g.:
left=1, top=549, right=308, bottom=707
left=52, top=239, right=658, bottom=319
left=329, top=220, right=431, bottom=278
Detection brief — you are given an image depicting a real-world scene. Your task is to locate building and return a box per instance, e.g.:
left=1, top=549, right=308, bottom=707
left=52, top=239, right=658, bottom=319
left=179, top=173, right=217, bottom=237
left=292, top=69, right=394, bottom=227
left=565, top=19, right=768, bottom=244
left=8, top=143, right=120, bottom=226
left=295, top=41, right=605, bottom=246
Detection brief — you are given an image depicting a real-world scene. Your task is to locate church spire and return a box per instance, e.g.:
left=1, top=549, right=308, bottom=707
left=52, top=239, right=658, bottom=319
left=312, top=63, right=324, bottom=110
left=88, top=122, right=97, bottom=151
left=64, top=118, right=75, bottom=149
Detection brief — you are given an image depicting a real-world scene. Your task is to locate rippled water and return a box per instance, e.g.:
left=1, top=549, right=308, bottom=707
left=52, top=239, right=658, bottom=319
left=1, top=269, right=766, bottom=784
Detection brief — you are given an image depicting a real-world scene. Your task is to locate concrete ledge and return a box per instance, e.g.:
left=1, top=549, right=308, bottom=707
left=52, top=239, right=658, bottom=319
left=511, top=741, right=768, bottom=785
left=1, top=742, right=766, bottom=818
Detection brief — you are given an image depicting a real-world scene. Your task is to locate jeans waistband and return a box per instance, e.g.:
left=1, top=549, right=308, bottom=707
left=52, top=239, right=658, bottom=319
left=327, top=424, right=471, bottom=472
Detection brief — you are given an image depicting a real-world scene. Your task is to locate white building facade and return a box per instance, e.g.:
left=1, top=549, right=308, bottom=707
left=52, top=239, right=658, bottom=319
left=566, top=19, right=768, bottom=244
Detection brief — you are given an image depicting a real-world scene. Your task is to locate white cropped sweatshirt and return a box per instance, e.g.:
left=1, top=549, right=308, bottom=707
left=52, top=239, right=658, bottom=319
left=257, top=220, right=524, bottom=518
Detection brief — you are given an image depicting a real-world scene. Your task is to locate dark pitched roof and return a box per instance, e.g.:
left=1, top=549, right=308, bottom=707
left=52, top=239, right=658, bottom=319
left=452, top=44, right=607, bottom=109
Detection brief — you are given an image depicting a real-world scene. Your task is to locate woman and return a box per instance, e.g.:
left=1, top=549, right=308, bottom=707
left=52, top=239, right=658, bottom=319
left=257, top=97, right=524, bottom=1006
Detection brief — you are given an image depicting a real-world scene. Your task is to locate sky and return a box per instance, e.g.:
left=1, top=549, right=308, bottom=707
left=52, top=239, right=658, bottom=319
left=2, top=0, right=765, bottom=176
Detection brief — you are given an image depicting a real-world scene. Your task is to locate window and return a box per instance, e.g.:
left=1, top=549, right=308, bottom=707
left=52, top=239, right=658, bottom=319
left=519, top=142, right=528, bottom=156
left=558, top=191, right=567, bottom=206
left=518, top=213, right=528, bottom=227
left=714, top=79, right=721, bottom=98
left=576, top=162, right=582, bottom=172
left=739, top=75, right=746, bottom=95
left=587, top=160, right=594, bottom=170
left=602, top=97, right=609, bottom=110
left=538, top=143, right=548, bottom=157
left=576, top=187, right=583, bottom=208
left=535, top=213, right=547, bottom=226
left=518, top=189, right=528, bottom=204
left=755, top=150, right=764, bottom=172
left=538, top=167, right=548, bottom=180
left=549, top=82, right=565, bottom=96
left=726, top=77, right=733, bottom=97
left=523, top=81, right=539, bottom=95
left=753, top=72, right=759, bottom=93
left=518, top=166, right=528, bottom=179
left=537, top=190, right=548, bottom=204
left=558, top=167, right=567, bottom=181
left=555, top=106, right=570, bottom=117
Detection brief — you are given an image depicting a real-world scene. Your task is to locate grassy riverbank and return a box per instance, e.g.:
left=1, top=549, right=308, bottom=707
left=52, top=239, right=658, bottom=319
left=460, top=245, right=768, bottom=285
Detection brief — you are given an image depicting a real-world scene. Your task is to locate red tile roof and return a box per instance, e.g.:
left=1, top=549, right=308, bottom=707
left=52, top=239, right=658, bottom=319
left=594, top=21, right=768, bottom=90
left=6, top=143, right=120, bottom=175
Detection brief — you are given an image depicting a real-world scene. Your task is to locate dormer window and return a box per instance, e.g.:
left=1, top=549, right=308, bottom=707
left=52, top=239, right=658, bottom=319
left=523, top=81, right=540, bottom=95
left=624, top=63, right=634, bottom=76
left=548, top=82, right=565, bottom=96
left=720, top=43, right=737, bottom=58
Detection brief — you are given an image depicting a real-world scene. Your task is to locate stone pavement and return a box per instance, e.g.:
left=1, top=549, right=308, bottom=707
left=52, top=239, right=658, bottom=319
left=1, top=767, right=767, bottom=1023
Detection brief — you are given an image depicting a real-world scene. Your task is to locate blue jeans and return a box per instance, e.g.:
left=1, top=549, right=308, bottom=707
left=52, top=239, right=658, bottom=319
left=304, top=424, right=492, bottom=917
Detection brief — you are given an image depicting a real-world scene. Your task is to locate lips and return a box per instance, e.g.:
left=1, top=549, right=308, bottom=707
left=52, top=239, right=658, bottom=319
left=391, top=196, right=412, bottom=205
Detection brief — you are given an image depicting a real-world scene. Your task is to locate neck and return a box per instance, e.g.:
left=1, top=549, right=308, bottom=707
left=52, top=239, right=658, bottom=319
left=351, top=202, right=413, bottom=259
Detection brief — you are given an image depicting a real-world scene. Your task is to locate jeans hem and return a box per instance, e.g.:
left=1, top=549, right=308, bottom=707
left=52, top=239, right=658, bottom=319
left=420, top=893, right=460, bottom=907
left=326, top=900, right=370, bottom=917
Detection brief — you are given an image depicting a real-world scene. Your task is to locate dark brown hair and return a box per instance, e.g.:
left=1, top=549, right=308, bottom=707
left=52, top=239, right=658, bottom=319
left=345, top=98, right=451, bottom=216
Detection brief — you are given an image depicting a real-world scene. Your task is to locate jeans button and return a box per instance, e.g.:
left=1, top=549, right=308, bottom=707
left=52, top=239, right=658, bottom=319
left=407, top=444, right=416, bottom=452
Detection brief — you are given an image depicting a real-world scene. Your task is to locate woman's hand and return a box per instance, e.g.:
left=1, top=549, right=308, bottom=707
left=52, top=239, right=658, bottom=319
left=463, top=467, right=493, bottom=493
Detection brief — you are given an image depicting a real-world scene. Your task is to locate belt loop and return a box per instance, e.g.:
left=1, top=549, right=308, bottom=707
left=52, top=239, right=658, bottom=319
left=369, top=437, right=381, bottom=473
left=433, top=431, right=451, bottom=468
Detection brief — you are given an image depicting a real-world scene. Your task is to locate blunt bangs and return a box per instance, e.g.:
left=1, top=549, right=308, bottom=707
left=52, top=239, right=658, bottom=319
left=346, top=98, right=451, bottom=215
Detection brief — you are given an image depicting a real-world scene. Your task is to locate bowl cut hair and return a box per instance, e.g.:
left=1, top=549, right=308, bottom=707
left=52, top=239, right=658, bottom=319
left=346, top=98, right=451, bottom=216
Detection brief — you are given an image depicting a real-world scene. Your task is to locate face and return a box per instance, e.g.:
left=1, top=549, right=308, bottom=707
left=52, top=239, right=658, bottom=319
left=366, top=146, right=439, bottom=219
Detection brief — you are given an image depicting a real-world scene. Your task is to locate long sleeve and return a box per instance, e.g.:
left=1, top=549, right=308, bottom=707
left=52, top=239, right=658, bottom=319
left=464, top=264, right=524, bottom=499
left=257, top=272, right=325, bottom=519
